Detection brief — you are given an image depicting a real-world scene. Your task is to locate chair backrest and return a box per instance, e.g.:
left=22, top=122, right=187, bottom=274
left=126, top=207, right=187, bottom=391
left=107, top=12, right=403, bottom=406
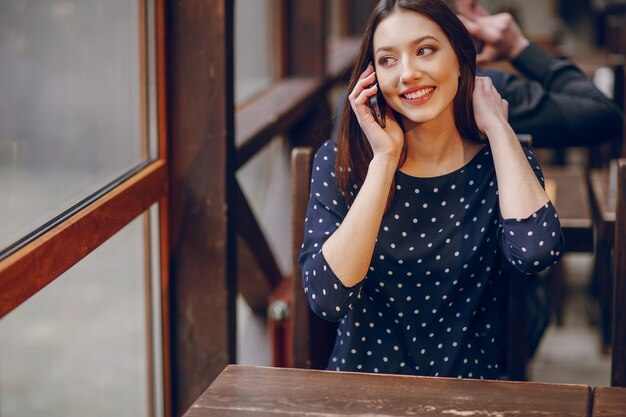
left=291, top=146, right=337, bottom=369
left=612, top=158, right=626, bottom=387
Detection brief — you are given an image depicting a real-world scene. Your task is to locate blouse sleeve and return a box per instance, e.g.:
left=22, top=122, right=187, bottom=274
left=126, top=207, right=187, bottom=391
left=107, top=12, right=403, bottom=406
left=298, top=140, right=363, bottom=322
left=497, top=147, right=565, bottom=274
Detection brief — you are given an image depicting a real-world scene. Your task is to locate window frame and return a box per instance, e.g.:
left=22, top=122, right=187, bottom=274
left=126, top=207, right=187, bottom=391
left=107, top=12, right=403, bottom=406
left=0, top=0, right=171, bottom=414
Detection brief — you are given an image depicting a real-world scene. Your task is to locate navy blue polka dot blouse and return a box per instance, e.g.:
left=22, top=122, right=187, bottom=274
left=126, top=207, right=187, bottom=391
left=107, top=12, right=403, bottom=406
left=299, top=139, right=565, bottom=379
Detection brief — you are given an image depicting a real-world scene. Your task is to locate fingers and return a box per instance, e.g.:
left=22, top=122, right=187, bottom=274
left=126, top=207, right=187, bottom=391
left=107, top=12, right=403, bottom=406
left=349, top=64, right=377, bottom=104
left=353, top=82, right=378, bottom=107
left=475, top=76, right=507, bottom=110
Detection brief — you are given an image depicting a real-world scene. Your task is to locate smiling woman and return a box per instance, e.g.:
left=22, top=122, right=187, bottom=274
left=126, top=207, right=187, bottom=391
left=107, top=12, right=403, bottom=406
left=297, top=0, right=565, bottom=380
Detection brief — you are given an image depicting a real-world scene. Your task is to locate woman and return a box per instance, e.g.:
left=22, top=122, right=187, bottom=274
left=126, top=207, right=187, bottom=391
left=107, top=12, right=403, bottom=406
left=299, top=0, right=564, bottom=379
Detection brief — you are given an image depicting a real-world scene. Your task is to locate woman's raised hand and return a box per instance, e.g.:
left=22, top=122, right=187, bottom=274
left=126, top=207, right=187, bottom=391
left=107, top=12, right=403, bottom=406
left=349, top=63, right=404, bottom=163
left=472, top=76, right=509, bottom=137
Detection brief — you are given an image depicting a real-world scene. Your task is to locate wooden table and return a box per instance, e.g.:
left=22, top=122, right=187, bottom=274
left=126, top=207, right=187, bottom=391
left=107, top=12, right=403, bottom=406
left=592, top=387, right=626, bottom=417
left=183, top=365, right=592, bottom=417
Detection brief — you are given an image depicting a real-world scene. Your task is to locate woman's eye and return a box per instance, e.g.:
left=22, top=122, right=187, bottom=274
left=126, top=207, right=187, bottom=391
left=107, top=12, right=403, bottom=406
left=378, top=56, right=395, bottom=66
left=418, top=47, right=435, bottom=56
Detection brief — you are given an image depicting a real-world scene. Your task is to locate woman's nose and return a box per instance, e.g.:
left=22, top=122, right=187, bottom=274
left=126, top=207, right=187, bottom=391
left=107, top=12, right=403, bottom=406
left=400, top=60, right=423, bottom=83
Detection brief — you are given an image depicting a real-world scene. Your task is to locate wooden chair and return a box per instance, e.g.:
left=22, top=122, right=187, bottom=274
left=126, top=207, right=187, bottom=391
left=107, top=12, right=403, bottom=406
left=611, top=158, right=626, bottom=387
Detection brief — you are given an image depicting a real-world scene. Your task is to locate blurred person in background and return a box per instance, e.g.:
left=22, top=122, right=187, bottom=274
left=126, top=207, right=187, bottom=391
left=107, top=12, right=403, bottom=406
left=451, top=0, right=623, bottom=148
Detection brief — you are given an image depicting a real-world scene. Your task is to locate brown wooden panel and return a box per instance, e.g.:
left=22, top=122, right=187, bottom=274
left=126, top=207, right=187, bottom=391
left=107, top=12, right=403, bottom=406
left=612, top=159, right=626, bottom=387
left=592, top=386, right=626, bottom=416
left=187, top=365, right=591, bottom=417
left=165, top=1, right=236, bottom=416
left=291, top=147, right=314, bottom=368
left=286, top=0, right=326, bottom=77
left=0, top=161, right=167, bottom=318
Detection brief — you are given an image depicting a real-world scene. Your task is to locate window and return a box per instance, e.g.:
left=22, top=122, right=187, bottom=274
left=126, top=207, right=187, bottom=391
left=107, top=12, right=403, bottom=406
left=235, top=0, right=282, bottom=105
left=0, top=0, right=169, bottom=415
left=0, top=208, right=164, bottom=417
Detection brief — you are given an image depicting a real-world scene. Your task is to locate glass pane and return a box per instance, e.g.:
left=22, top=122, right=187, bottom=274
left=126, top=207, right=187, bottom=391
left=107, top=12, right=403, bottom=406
left=0, top=0, right=153, bottom=253
left=0, top=210, right=163, bottom=417
left=235, top=0, right=280, bottom=104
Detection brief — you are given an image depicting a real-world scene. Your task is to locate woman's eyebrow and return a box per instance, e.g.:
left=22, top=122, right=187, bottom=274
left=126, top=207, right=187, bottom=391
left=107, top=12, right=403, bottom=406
left=375, top=35, right=440, bottom=54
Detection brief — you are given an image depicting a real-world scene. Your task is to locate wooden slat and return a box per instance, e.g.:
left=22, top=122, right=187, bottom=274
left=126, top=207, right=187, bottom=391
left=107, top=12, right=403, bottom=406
left=612, top=159, right=626, bottom=387
left=235, top=78, right=321, bottom=169
left=291, top=147, right=313, bottom=368
left=0, top=160, right=167, bottom=318
left=592, top=386, right=626, bottom=416
left=286, top=0, right=326, bottom=77
left=165, top=0, right=236, bottom=415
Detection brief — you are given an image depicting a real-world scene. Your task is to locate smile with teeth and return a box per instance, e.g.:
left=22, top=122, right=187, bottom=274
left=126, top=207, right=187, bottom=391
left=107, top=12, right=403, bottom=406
left=403, top=87, right=435, bottom=100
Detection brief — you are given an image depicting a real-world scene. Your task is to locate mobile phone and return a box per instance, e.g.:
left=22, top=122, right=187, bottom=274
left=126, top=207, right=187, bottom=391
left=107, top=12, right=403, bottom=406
left=368, top=83, right=386, bottom=128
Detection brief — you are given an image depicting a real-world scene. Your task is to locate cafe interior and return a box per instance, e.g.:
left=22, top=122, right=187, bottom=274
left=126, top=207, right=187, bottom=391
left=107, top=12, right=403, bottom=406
left=1, top=0, right=626, bottom=416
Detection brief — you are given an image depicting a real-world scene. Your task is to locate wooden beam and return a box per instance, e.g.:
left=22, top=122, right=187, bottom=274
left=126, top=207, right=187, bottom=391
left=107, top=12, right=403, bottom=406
left=235, top=78, right=321, bottom=170
left=165, top=0, right=236, bottom=415
left=286, top=0, right=326, bottom=77
left=235, top=181, right=284, bottom=291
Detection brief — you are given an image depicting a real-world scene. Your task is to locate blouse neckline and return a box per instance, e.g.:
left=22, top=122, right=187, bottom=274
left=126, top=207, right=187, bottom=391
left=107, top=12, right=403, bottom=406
left=396, top=144, right=489, bottom=182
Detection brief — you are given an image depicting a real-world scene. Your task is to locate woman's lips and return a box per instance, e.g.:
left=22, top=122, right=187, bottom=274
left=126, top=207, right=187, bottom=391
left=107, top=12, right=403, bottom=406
left=401, top=87, right=436, bottom=105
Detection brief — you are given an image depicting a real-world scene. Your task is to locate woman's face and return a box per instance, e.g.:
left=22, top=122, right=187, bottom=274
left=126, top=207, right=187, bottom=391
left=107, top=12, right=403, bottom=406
left=372, top=9, right=461, bottom=127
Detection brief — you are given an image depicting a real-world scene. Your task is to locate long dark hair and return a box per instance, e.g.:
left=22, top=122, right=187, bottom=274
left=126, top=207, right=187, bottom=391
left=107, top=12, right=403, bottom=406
left=336, top=0, right=481, bottom=207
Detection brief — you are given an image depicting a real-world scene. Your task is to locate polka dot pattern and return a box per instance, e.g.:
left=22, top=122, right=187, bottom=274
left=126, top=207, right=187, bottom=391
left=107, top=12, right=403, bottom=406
left=299, top=140, right=564, bottom=380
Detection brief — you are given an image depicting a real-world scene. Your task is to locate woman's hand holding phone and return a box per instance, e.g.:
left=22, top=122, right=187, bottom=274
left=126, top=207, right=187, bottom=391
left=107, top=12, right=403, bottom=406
left=349, top=63, right=404, bottom=164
